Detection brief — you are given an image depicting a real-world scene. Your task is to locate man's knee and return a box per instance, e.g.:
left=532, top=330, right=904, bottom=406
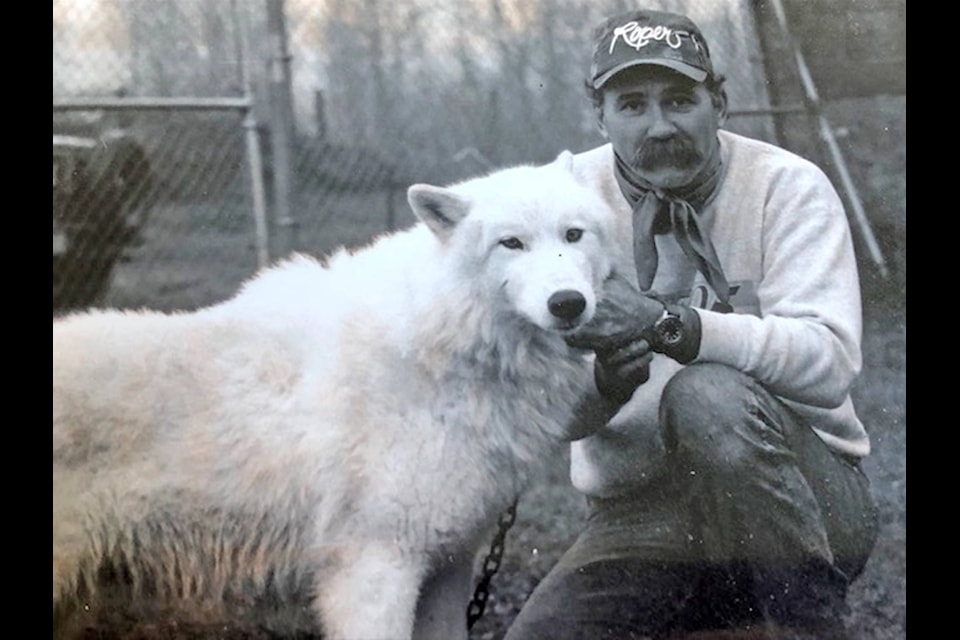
left=660, top=363, right=786, bottom=472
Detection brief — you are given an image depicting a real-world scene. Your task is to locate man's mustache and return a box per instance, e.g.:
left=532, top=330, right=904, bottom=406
left=633, top=136, right=702, bottom=171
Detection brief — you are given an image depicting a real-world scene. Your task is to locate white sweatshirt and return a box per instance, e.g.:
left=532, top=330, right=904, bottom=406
left=569, top=130, right=869, bottom=498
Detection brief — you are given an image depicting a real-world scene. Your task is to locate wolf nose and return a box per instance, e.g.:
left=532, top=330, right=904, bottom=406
left=548, top=290, right=587, bottom=320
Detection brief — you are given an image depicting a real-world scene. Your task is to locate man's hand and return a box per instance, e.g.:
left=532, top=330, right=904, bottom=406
left=566, top=273, right=666, bottom=403
left=566, top=272, right=665, bottom=351
left=592, top=341, right=654, bottom=404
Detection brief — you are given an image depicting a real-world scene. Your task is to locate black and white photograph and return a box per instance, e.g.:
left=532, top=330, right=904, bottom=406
left=53, top=1, right=905, bottom=638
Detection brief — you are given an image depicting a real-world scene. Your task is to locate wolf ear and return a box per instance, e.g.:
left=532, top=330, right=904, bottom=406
left=407, top=184, right=470, bottom=238
left=553, top=150, right=575, bottom=173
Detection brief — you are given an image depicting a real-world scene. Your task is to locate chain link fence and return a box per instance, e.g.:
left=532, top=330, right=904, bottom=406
left=53, top=0, right=810, bottom=314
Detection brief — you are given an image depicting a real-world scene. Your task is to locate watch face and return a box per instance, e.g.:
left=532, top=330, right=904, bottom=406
left=656, top=315, right=684, bottom=347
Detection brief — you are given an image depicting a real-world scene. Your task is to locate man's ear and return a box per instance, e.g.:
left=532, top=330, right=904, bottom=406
left=595, top=106, right=609, bottom=139
left=714, top=89, right=729, bottom=126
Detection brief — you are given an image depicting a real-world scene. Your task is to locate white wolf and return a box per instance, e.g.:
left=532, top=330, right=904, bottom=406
left=52, top=151, right=616, bottom=640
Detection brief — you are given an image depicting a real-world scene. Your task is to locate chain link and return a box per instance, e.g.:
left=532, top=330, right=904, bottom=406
left=466, top=498, right=519, bottom=630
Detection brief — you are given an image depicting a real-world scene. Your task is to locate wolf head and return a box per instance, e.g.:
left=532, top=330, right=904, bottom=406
left=407, top=152, right=615, bottom=334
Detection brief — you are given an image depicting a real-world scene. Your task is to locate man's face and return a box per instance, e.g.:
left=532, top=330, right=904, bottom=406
left=597, top=67, right=725, bottom=190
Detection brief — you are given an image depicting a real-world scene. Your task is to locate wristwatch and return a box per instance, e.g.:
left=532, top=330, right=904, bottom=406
left=648, top=304, right=685, bottom=353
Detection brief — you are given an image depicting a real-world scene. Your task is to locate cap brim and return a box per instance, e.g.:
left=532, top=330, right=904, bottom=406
left=592, top=59, right=708, bottom=89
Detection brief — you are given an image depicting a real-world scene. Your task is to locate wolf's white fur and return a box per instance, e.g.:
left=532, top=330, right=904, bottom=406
left=52, top=152, right=615, bottom=640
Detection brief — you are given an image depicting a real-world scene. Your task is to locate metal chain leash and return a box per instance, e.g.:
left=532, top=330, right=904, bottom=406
left=466, top=498, right=519, bottom=630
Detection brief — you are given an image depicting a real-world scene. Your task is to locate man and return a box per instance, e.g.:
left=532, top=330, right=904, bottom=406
left=503, top=8, right=879, bottom=640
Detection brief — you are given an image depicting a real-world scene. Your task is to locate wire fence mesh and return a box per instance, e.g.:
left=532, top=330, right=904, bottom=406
left=54, top=0, right=786, bottom=314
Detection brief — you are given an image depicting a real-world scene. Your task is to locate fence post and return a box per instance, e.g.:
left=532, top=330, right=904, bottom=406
left=266, top=0, right=298, bottom=259
left=234, top=0, right=271, bottom=270
left=767, top=0, right=889, bottom=279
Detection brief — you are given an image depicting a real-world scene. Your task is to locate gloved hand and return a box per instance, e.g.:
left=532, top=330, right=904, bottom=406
left=592, top=341, right=654, bottom=404
left=566, top=273, right=666, bottom=404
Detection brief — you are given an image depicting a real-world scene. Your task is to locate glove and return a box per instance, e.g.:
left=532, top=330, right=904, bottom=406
left=566, top=273, right=666, bottom=403
left=592, top=341, right=653, bottom=404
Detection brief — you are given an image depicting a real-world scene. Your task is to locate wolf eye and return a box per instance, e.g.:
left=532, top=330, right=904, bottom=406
left=499, top=237, right=524, bottom=250
left=565, top=228, right=584, bottom=243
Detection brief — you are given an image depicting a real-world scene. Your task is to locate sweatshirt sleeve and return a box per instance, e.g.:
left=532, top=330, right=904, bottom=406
left=694, top=160, right=863, bottom=409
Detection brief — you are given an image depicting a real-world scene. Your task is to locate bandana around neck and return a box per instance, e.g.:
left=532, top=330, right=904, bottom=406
left=613, top=143, right=732, bottom=308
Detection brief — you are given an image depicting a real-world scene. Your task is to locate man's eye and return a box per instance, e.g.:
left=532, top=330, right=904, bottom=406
left=667, top=96, right=696, bottom=109
left=499, top=237, right=524, bottom=250
left=565, top=228, right=584, bottom=242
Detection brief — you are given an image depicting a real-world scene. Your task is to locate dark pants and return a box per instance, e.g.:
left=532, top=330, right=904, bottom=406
left=504, top=364, right=879, bottom=640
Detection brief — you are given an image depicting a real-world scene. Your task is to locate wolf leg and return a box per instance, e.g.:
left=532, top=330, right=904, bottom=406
left=53, top=517, right=99, bottom=640
left=413, top=553, right=474, bottom=640
left=312, top=543, right=425, bottom=640
left=53, top=485, right=94, bottom=609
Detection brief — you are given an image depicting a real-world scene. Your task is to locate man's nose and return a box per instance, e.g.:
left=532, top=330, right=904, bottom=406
left=646, top=105, right=677, bottom=139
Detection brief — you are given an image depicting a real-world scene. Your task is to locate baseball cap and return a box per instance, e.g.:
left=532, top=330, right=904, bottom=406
left=589, top=9, right=715, bottom=89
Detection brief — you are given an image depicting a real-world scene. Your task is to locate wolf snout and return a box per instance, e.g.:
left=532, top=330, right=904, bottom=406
left=548, top=289, right=588, bottom=321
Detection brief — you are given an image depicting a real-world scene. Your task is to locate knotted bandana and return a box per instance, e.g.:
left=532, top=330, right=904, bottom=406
left=613, top=146, right=732, bottom=310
